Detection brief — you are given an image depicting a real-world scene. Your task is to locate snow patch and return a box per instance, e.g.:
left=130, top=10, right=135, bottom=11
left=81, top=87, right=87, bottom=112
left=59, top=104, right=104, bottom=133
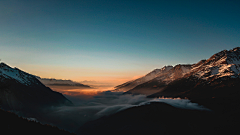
left=192, top=48, right=240, bottom=80
left=26, top=117, right=38, bottom=122
left=181, top=66, right=191, bottom=76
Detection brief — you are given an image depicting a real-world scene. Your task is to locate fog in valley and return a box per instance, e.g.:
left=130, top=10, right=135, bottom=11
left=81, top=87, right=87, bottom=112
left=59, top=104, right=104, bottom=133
left=38, top=86, right=210, bottom=132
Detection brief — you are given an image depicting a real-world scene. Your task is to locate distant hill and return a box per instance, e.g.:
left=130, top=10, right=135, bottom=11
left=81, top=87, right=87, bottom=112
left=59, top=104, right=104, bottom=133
left=37, top=77, right=91, bottom=88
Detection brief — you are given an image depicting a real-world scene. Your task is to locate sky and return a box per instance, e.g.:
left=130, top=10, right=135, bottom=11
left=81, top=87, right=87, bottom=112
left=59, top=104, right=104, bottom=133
left=0, top=0, right=240, bottom=87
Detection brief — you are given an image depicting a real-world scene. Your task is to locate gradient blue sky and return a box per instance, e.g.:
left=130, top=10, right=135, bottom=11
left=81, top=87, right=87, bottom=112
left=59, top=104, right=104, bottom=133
left=0, top=0, right=240, bottom=86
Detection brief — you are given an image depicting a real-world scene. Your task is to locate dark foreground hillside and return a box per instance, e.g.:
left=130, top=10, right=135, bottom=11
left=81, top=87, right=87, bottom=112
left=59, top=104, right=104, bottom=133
left=0, top=108, right=75, bottom=135
left=77, top=101, right=240, bottom=135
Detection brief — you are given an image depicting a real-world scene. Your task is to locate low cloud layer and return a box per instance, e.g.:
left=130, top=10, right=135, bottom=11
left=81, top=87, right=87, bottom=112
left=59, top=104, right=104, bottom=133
left=41, top=91, right=210, bottom=132
left=140, top=97, right=211, bottom=111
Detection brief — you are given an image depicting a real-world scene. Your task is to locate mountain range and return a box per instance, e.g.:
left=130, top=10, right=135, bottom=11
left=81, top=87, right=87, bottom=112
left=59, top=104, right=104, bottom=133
left=1, top=47, right=240, bottom=134
left=117, top=47, right=240, bottom=101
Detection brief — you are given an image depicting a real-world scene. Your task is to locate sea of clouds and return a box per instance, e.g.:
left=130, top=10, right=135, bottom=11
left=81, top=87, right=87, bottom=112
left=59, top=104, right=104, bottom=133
left=41, top=91, right=210, bottom=132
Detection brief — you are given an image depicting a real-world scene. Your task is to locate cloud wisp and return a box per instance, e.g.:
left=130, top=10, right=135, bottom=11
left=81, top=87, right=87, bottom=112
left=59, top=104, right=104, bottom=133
left=140, top=97, right=211, bottom=111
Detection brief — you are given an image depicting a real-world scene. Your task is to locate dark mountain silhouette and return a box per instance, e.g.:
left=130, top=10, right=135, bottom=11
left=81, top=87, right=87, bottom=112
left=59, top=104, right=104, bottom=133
left=76, top=101, right=240, bottom=135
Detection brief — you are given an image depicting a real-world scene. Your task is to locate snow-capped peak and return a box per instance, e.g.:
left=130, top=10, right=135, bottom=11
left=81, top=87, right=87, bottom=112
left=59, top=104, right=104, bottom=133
left=0, top=63, right=39, bottom=86
left=189, top=47, right=240, bottom=80
left=135, top=66, right=173, bottom=84
left=154, top=64, right=192, bottom=84
left=226, top=47, right=240, bottom=64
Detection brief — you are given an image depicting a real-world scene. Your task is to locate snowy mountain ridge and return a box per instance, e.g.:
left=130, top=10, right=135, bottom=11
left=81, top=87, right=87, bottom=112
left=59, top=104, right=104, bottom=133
left=117, top=47, right=240, bottom=93
left=155, top=64, right=192, bottom=84
left=188, top=47, right=240, bottom=80
left=137, top=65, right=173, bottom=84
left=114, top=65, right=173, bottom=91
left=0, top=63, right=40, bottom=86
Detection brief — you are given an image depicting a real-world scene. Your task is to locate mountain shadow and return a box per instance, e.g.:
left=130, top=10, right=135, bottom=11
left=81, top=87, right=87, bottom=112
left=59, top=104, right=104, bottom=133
left=0, top=108, right=75, bottom=135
